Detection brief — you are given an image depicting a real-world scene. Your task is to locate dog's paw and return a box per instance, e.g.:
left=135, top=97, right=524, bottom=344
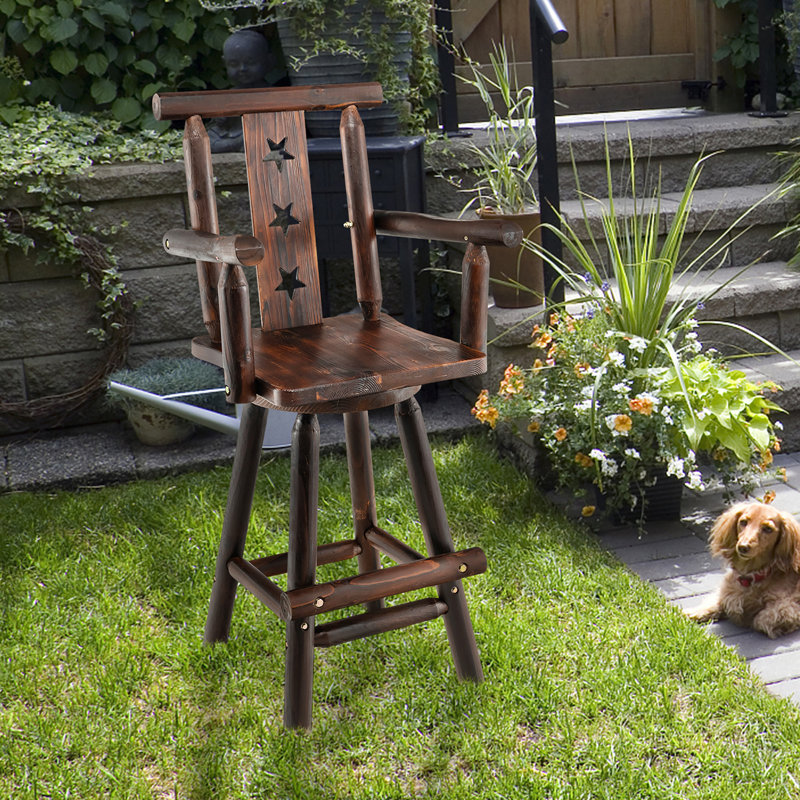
left=684, top=604, right=720, bottom=623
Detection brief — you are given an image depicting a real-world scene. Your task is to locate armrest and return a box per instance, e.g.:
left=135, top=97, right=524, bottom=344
left=374, top=210, right=522, bottom=248
left=163, top=229, right=264, bottom=267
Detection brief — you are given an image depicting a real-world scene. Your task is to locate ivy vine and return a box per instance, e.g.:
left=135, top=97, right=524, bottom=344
left=0, top=103, right=183, bottom=422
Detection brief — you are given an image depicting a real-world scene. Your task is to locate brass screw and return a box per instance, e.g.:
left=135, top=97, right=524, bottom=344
left=164, top=238, right=170, bottom=249
left=458, top=563, right=468, bottom=573
left=314, top=597, right=324, bottom=608
left=300, top=622, right=309, bottom=630
left=450, top=586, right=459, bottom=594
left=343, top=220, right=354, bottom=229
left=225, top=385, right=231, bottom=396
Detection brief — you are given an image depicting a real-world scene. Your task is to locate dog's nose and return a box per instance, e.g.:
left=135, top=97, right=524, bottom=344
left=737, top=543, right=751, bottom=556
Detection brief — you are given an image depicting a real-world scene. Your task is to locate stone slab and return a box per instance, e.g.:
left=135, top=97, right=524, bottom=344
left=610, top=534, right=709, bottom=565
left=749, top=650, right=800, bottom=684
left=6, top=424, right=136, bottom=491
left=652, top=571, right=723, bottom=600
left=625, top=551, right=721, bottom=582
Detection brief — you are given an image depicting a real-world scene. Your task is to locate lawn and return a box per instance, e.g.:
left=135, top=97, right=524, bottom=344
left=2, top=434, right=800, bottom=799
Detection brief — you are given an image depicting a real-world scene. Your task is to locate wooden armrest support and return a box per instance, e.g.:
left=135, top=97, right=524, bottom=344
left=374, top=210, right=523, bottom=247
left=163, top=229, right=264, bottom=267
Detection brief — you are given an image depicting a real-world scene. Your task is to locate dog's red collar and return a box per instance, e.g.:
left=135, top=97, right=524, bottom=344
left=736, top=567, right=772, bottom=587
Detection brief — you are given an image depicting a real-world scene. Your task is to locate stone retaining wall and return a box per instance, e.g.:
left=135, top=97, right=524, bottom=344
left=0, top=153, right=415, bottom=435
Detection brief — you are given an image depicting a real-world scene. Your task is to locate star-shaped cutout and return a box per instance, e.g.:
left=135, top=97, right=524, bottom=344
left=275, top=266, right=306, bottom=300
left=269, top=202, right=300, bottom=236
left=262, top=137, right=295, bottom=171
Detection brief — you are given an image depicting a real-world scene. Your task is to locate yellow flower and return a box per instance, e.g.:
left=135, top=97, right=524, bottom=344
left=527, top=420, right=540, bottom=433
left=763, top=489, right=776, bottom=504
left=574, top=362, right=590, bottom=377
left=581, top=505, right=596, bottom=517
left=613, top=414, right=632, bottom=433
left=760, top=449, right=774, bottom=469
left=574, top=452, right=593, bottom=468
left=532, top=358, right=544, bottom=373
left=554, top=427, right=567, bottom=442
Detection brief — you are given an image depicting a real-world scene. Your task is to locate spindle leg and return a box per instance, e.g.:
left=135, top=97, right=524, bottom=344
left=395, top=397, right=484, bottom=682
left=284, top=413, right=319, bottom=729
left=204, top=403, right=269, bottom=644
left=344, top=411, right=383, bottom=612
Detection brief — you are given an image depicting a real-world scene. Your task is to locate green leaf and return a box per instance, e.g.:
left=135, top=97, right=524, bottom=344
left=111, top=96, right=142, bottom=123
left=50, top=47, right=79, bottom=76
left=21, top=33, right=43, bottom=55
left=91, top=78, right=117, bottom=105
left=0, top=0, right=16, bottom=14
left=133, top=59, right=156, bottom=77
left=173, top=18, right=196, bottom=44
left=84, top=8, right=106, bottom=29
left=100, top=1, right=130, bottom=25
left=85, top=53, right=110, bottom=77
left=7, top=20, right=29, bottom=43
left=45, top=16, right=79, bottom=42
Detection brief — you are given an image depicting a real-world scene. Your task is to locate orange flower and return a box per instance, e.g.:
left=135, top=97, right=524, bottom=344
left=527, top=420, right=540, bottom=433
left=763, top=489, right=777, bottom=504
left=554, top=427, right=567, bottom=442
left=613, top=414, right=632, bottom=433
left=774, top=439, right=782, bottom=453
left=574, top=362, right=590, bottom=377
left=760, top=449, right=774, bottom=469
left=471, top=390, right=499, bottom=427
left=533, top=358, right=544, bottom=373
left=549, top=312, right=559, bottom=326
left=628, top=397, right=654, bottom=416
left=581, top=505, right=596, bottom=517
left=574, top=452, right=593, bottom=468
left=499, top=364, right=525, bottom=397
left=533, top=331, right=552, bottom=349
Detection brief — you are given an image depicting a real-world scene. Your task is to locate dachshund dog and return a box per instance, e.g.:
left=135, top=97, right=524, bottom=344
left=685, top=502, right=800, bottom=638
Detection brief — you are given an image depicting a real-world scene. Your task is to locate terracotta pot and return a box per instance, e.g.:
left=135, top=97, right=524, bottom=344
left=478, top=208, right=544, bottom=309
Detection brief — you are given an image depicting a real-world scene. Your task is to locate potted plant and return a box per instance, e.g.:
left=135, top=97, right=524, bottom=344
left=107, top=358, right=228, bottom=446
left=457, top=40, right=543, bottom=309
left=472, top=136, right=787, bottom=524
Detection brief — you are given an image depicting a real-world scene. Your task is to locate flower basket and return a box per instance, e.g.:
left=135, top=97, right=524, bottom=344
left=594, top=466, right=683, bottom=523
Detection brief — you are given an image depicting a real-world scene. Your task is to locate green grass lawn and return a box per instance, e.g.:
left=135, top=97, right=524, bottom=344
left=2, top=434, right=800, bottom=799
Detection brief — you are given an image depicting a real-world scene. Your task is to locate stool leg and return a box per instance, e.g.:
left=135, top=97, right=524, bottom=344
left=343, top=411, right=383, bottom=612
left=395, top=397, right=484, bottom=682
left=204, top=403, right=269, bottom=644
left=284, top=413, right=319, bottom=729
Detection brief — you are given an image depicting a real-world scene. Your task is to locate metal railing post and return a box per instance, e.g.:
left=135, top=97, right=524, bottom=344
left=530, top=0, right=568, bottom=306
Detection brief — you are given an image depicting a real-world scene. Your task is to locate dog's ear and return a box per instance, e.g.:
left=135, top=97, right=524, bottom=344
left=709, top=504, right=744, bottom=558
left=775, top=511, right=800, bottom=573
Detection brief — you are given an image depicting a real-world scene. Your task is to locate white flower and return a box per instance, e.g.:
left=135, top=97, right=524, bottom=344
left=589, top=448, right=605, bottom=460
left=687, top=470, right=704, bottom=490
left=581, top=386, right=595, bottom=398
left=600, top=458, right=618, bottom=477
left=608, top=351, right=625, bottom=368
left=624, top=448, right=641, bottom=460
left=575, top=399, right=593, bottom=412
left=612, top=381, right=630, bottom=395
left=628, top=336, right=647, bottom=353
left=776, top=420, right=784, bottom=431
left=666, top=456, right=686, bottom=479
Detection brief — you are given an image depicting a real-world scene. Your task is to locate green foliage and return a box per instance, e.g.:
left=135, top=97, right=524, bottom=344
left=457, top=40, right=537, bottom=214
left=0, top=103, right=182, bottom=339
left=0, top=0, right=250, bottom=129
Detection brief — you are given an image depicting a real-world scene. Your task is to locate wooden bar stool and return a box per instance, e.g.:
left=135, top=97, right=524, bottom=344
left=152, top=84, right=522, bottom=729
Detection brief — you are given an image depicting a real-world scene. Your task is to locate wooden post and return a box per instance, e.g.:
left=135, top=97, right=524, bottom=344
left=459, top=242, right=490, bottom=352
left=183, top=115, right=223, bottom=343
left=395, top=397, right=484, bottom=682
left=340, top=105, right=382, bottom=322
left=284, top=413, right=319, bottom=730
left=204, top=403, right=268, bottom=643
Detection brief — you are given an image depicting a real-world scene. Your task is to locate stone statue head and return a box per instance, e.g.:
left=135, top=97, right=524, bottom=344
left=223, top=29, right=273, bottom=89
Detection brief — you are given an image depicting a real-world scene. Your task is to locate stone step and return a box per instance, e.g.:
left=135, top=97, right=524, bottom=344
left=558, top=183, right=799, bottom=270
left=556, top=112, right=800, bottom=199
left=429, top=112, right=800, bottom=210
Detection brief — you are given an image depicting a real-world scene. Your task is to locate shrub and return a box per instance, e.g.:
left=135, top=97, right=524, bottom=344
left=0, top=0, right=253, bottom=128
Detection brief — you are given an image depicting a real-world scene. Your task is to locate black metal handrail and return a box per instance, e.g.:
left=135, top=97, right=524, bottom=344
left=752, top=0, right=786, bottom=117
left=530, top=0, right=568, bottom=305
